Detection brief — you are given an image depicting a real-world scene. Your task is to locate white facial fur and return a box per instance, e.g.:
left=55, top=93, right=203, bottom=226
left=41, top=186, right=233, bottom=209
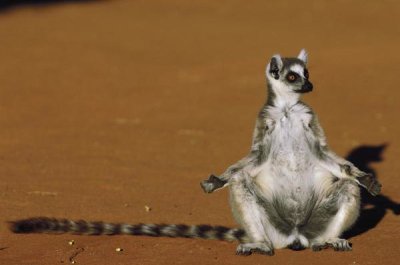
left=290, top=64, right=305, bottom=78
left=267, top=74, right=300, bottom=108
left=266, top=59, right=303, bottom=108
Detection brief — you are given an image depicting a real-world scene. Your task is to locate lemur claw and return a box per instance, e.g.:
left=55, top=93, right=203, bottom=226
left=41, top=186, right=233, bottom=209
left=200, top=174, right=227, bottom=193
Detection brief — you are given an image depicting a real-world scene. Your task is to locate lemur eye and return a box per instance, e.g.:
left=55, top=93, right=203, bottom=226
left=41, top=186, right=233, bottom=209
left=287, top=73, right=297, bottom=82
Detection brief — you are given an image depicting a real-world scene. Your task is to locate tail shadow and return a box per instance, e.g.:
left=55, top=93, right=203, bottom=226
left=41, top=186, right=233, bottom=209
left=343, top=144, right=400, bottom=239
left=0, top=0, right=101, bottom=12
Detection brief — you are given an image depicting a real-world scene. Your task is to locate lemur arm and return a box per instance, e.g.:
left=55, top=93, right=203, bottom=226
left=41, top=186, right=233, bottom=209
left=310, top=116, right=381, bottom=196
left=200, top=111, right=267, bottom=193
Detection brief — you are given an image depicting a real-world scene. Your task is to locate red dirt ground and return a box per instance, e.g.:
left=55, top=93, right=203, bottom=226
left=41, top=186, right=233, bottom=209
left=0, top=1, right=399, bottom=264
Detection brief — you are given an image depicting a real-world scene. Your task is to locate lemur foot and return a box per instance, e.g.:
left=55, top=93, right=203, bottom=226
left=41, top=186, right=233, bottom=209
left=311, top=242, right=328, bottom=252
left=312, top=239, right=352, bottom=252
left=329, top=239, right=352, bottom=251
left=236, top=243, right=274, bottom=256
left=341, top=164, right=381, bottom=196
left=200, top=174, right=227, bottom=193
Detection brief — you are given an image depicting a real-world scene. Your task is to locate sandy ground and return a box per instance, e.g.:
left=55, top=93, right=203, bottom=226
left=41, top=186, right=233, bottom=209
left=0, top=0, right=399, bottom=264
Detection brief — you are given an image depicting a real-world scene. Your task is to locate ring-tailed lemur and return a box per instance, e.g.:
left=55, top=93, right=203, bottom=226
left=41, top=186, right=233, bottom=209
left=200, top=49, right=381, bottom=255
left=10, top=50, right=381, bottom=256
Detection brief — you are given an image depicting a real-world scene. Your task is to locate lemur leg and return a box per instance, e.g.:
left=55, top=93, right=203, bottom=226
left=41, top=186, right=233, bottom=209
left=229, top=173, right=274, bottom=256
left=311, top=179, right=360, bottom=252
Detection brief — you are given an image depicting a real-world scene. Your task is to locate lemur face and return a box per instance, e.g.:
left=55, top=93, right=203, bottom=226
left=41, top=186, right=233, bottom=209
left=267, top=49, right=313, bottom=94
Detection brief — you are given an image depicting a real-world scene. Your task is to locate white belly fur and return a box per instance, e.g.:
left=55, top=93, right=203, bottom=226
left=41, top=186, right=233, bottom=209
left=255, top=106, right=333, bottom=199
left=252, top=108, right=334, bottom=248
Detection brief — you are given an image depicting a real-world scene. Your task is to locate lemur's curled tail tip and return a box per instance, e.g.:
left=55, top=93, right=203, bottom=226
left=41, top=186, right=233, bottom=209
left=9, top=217, right=248, bottom=242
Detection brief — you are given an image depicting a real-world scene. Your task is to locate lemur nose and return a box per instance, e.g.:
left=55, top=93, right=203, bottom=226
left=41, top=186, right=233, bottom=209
left=301, top=81, right=313, bottom=93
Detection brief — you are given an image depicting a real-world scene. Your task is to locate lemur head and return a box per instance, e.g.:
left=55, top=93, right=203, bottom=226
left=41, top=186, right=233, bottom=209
left=266, top=49, right=313, bottom=104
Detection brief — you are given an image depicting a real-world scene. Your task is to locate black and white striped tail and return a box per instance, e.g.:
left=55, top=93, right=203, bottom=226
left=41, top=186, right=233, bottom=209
left=10, top=217, right=248, bottom=242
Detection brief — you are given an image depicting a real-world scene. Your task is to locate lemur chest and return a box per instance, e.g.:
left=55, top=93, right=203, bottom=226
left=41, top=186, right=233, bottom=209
left=255, top=106, right=317, bottom=198
left=265, top=105, right=314, bottom=169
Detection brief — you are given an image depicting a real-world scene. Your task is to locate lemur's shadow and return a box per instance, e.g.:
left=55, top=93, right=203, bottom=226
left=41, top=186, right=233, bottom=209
left=343, top=144, right=400, bottom=239
left=0, top=0, right=100, bottom=12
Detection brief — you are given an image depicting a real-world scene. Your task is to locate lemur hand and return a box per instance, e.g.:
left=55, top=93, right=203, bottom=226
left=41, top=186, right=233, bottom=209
left=357, top=173, right=382, bottom=196
left=341, top=164, right=382, bottom=196
left=200, top=174, right=227, bottom=193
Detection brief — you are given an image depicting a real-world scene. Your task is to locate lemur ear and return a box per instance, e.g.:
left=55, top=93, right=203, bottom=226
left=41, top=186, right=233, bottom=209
left=267, top=54, right=283, bottom=80
left=297, top=49, right=308, bottom=64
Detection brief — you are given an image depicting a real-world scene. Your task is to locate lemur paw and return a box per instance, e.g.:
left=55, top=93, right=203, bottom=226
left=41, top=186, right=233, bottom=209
left=329, top=239, right=352, bottom=251
left=200, top=175, right=227, bottom=193
left=340, top=164, right=381, bottom=196
left=312, top=239, right=352, bottom=252
left=311, top=242, right=328, bottom=252
left=200, top=180, right=215, bottom=193
left=358, top=173, right=382, bottom=196
left=236, top=243, right=274, bottom=256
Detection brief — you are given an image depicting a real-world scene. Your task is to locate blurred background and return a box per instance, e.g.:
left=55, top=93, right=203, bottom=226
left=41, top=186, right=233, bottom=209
left=0, top=0, right=399, bottom=264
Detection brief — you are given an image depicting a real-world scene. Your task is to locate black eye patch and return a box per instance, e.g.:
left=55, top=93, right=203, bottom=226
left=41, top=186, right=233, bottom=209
left=286, top=72, right=300, bottom=83
left=304, top=69, right=309, bottom=79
